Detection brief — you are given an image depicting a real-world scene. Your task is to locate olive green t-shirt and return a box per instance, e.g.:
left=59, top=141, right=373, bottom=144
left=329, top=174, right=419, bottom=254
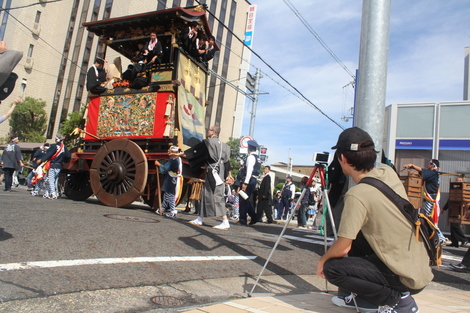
left=338, top=166, right=434, bottom=289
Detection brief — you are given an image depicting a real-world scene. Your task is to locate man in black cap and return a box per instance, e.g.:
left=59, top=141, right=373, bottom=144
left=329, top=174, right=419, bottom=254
left=238, top=140, right=261, bottom=225
left=277, top=175, right=296, bottom=220
left=316, top=127, right=432, bottom=313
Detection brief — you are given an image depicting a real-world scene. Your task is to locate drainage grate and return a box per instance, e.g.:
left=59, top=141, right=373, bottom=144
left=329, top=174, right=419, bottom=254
left=103, top=214, right=160, bottom=223
left=150, top=295, right=185, bottom=307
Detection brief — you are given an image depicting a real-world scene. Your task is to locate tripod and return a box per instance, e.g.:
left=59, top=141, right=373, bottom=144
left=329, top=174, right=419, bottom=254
left=248, top=163, right=338, bottom=296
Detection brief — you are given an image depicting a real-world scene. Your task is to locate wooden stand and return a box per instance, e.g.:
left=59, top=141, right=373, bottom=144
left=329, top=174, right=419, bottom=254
left=448, top=182, right=470, bottom=225
left=400, top=172, right=423, bottom=208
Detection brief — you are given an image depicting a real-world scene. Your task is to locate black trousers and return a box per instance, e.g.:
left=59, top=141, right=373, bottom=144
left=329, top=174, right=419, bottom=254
left=450, top=223, right=468, bottom=246
left=3, top=167, right=15, bottom=191
left=323, top=254, right=423, bottom=307
left=239, top=178, right=257, bottom=225
left=257, top=199, right=273, bottom=223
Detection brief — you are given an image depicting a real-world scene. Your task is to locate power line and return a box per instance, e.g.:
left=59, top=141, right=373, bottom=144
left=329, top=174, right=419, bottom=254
left=283, top=0, right=356, bottom=80
left=4, top=9, right=88, bottom=76
left=6, top=0, right=343, bottom=130
left=195, top=0, right=344, bottom=130
left=0, top=0, right=63, bottom=11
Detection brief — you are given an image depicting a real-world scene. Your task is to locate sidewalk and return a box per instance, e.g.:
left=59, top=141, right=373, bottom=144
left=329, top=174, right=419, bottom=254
left=183, top=285, right=470, bottom=313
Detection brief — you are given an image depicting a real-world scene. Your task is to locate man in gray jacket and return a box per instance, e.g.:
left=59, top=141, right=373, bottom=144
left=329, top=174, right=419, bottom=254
left=0, top=136, right=23, bottom=191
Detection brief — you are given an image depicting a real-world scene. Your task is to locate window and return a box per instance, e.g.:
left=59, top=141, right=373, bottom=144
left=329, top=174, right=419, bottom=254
left=27, top=44, right=34, bottom=57
left=397, top=106, right=435, bottom=138
left=35, top=11, right=41, bottom=23
left=440, top=104, right=470, bottom=138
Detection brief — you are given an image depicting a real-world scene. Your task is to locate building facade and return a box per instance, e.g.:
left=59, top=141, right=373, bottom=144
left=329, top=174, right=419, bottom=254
left=0, top=0, right=251, bottom=142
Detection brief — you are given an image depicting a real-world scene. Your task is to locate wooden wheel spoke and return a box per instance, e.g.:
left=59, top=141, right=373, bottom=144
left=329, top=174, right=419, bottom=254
left=123, top=178, right=134, bottom=188
left=126, top=166, right=136, bottom=173
left=109, top=151, right=117, bottom=163
left=102, top=156, right=112, bottom=167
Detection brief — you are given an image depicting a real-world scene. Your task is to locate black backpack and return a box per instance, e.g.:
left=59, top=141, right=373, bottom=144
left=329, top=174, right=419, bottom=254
left=306, top=186, right=316, bottom=205
left=360, top=177, right=442, bottom=266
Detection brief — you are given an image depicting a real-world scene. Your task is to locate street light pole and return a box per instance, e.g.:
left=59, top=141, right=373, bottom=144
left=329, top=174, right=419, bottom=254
left=248, top=68, right=262, bottom=138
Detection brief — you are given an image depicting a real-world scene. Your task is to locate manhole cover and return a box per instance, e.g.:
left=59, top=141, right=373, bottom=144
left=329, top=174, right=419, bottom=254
left=150, top=295, right=185, bottom=307
left=104, top=214, right=160, bottom=223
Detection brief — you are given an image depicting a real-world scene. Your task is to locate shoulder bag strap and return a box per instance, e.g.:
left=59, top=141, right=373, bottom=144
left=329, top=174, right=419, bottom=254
left=209, top=141, right=223, bottom=171
left=360, top=177, right=415, bottom=223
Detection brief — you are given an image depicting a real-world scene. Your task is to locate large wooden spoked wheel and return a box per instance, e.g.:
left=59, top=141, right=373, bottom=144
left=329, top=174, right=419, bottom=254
left=63, top=172, right=93, bottom=201
left=90, top=139, right=148, bottom=207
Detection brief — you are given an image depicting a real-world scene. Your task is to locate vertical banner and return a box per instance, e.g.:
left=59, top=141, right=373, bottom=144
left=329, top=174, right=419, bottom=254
left=177, top=53, right=206, bottom=150
left=244, top=5, right=257, bottom=47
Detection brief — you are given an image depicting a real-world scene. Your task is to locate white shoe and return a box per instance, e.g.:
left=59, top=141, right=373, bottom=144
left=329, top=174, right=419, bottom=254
left=188, top=218, right=202, bottom=225
left=166, top=210, right=177, bottom=218
left=213, top=223, right=230, bottom=230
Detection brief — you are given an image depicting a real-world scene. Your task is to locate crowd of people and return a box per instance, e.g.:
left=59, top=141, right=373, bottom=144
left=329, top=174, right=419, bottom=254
left=0, top=134, right=70, bottom=199
left=154, top=125, right=325, bottom=231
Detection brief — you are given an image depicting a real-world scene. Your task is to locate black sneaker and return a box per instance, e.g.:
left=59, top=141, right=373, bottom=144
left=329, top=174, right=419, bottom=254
left=378, top=292, right=419, bottom=313
left=450, top=263, right=470, bottom=272
left=332, top=293, right=378, bottom=312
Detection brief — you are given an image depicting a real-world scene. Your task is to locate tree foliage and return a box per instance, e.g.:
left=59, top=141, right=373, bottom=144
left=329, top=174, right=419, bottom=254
left=226, top=136, right=243, bottom=177
left=59, top=105, right=87, bottom=149
left=9, top=96, right=47, bottom=142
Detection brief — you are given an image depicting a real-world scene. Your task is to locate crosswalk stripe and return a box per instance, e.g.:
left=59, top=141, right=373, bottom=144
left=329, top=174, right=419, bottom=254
left=0, top=255, right=257, bottom=272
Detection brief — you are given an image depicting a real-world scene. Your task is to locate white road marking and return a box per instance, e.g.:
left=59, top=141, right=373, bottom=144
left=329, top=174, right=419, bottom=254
left=0, top=255, right=257, bottom=272
left=442, top=254, right=464, bottom=262
left=283, top=234, right=333, bottom=246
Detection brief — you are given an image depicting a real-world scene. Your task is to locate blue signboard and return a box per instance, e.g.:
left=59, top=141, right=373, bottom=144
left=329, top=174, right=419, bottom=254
left=396, top=139, right=433, bottom=149
left=244, top=31, right=253, bottom=46
left=396, top=139, right=470, bottom=150
left=440, top=139, right=470, bottom=150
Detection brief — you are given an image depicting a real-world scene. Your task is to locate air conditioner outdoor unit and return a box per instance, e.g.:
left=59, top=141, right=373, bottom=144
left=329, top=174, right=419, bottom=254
left=32, top=23, right=41, bottom=36
left=24, top=57, right=34, bottom=70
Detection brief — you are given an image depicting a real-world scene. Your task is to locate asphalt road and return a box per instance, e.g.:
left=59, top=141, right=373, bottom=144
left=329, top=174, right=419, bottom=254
left=0, top=185, right=469, bottom=310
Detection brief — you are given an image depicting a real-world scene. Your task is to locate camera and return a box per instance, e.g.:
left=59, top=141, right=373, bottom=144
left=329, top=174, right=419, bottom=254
left=313, top=152, right=330, bottom=164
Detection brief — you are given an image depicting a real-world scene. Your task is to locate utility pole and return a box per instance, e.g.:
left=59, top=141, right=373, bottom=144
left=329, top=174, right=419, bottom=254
left=248, top=68, right=262, bottom=138
left=355, top=0, right=391, bottom=164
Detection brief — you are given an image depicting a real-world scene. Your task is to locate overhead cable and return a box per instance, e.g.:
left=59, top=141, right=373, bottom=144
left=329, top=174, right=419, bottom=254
left=283, top=0, right=356, bottom=80
left=196, top=0, right=344, bottom=130
left=0, top=0, right=63, bottom=11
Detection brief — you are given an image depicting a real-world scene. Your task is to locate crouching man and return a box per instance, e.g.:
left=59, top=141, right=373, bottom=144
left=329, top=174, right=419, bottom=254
left=316, top=127, right=433, bottom=313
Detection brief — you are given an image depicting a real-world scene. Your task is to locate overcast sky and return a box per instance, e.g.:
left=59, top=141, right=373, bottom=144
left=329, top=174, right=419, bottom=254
left=239, top=0, right=470, bottom=167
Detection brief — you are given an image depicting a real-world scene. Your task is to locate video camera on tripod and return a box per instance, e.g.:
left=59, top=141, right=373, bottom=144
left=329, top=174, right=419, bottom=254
left=313, top=151, right=330, bottom=165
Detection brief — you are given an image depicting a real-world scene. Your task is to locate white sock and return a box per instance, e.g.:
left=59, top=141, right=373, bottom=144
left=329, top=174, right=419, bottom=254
left=197, top=216, right=203, bottom=223
left=221, top=219, right=229, bottom=227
